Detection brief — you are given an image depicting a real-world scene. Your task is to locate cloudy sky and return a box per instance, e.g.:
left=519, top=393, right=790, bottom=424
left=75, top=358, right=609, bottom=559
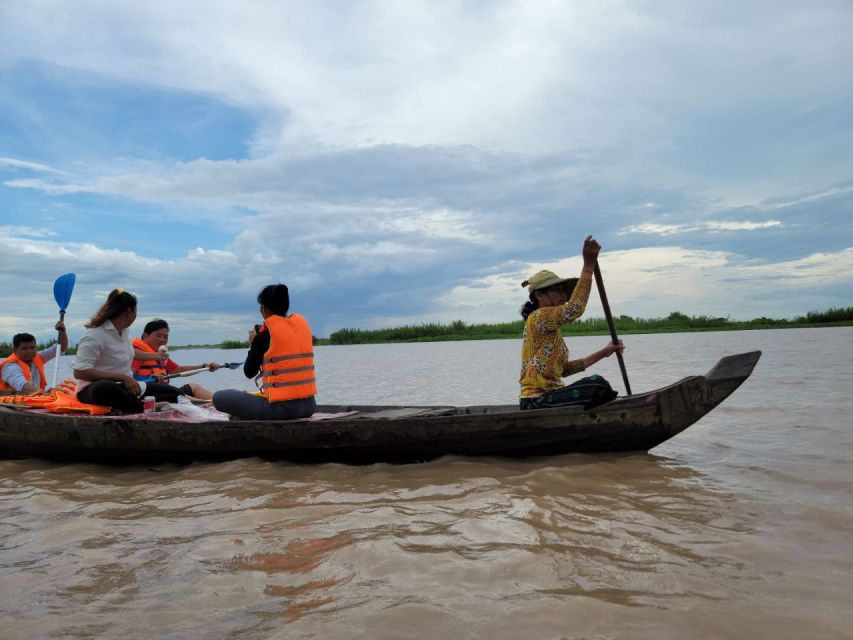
left=1, top=1, right=851, bottom=345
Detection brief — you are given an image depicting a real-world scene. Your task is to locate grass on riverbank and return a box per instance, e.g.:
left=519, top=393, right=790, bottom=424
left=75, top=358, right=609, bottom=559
left=2, top=308, right=850, bottom=356
left=323, top=307, right=853, bottom=345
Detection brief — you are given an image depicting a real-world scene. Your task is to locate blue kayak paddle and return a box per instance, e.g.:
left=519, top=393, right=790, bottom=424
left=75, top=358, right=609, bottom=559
left=50, top=273, right=76, bottom=389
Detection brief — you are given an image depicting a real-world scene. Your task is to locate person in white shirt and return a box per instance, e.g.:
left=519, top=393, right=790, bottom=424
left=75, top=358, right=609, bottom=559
left=73, top=289, right=187, bottom=413
left=0, top=322, right=68, bottom=393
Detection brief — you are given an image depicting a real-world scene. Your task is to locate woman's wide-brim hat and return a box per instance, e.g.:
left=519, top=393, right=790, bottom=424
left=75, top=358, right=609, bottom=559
left=521, top=269, right=579, bottom=294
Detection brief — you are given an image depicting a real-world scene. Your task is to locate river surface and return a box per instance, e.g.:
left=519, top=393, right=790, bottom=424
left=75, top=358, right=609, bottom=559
left=2, top=328, right=852, bottom=639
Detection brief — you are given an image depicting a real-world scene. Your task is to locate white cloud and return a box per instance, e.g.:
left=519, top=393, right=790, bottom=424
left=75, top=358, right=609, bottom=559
left=0, top=235, right=251, bottom=343
left=2, top=1, right=852, bottom=166
left=705, top=221, right=782, bottom=231
left=438, top=246, right=853, bottom=322
left=619, top=223, right=686, bottom=236
left=739, top=248, right=853, bottom=286
left=379, top=208, right=488, bottom=242
left=0, top=157, right=66, bottom=174
left=3, top=2, right=852, bottom=225
left=764, top=183, right=853, bottom=209
left=620, top=220, right=782, bottom=235
left=0, top=225, right=58, bottom=238
left=3, top=178, right=87, bottom=195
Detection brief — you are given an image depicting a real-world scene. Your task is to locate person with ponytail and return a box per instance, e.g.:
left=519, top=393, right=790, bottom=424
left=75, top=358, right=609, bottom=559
left=213, top=283, right=316, bottom=420
left=519, top=235, right=624, bottom=410
left=72, top=289, right=190, bottom=413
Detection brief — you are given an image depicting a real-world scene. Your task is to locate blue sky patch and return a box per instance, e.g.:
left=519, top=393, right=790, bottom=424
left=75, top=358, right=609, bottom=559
left=0, top=61, right=256, bottom=165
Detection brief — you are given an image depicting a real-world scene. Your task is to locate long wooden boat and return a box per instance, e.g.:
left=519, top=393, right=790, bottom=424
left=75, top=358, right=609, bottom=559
left=0, top=351, right=760, bottom=464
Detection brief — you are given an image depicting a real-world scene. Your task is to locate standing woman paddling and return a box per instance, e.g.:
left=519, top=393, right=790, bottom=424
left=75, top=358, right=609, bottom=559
left=213, top=284, right=316, bottom=421
left=73, top=289, right=189, bottom=413
left=519, top=235, right=625, bottom=410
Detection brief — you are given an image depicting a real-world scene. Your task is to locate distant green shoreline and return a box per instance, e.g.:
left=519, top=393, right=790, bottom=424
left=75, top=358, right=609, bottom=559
left=315, top=320, right=851, bottom=345
left=2, top=308, right=850, bottom=356
left=317, top=307, right=853, bottom=346
left=320, top=320, right=853, bottom=344
left=209, top=308, right=852, bottom=348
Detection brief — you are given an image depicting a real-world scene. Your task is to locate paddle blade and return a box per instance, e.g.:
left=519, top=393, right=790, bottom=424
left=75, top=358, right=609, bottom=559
left=53, top=273, right=77, bottom=311
left=222, top=362, right=244, bottom=369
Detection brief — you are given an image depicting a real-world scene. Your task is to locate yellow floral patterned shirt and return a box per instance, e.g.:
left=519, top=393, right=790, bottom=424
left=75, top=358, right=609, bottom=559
left=519, top=272, right=592, bottom=398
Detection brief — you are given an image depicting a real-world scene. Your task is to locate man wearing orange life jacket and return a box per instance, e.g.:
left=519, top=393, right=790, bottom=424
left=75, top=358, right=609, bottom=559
left=131, top=319, right=218, bottom=400
left=0, top=322, right=68, bottom=394
left=212, top=284, right=316, bottom=420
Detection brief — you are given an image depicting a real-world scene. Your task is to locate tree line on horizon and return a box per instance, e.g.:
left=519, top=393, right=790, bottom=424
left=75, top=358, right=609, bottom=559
left=2, top=307, right=851, bottom=356
left=323, top=306, right=853, bottom=345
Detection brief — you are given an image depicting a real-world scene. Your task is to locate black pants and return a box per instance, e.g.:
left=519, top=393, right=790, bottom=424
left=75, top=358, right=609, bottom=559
left=520, top=375, right=618, bottom=411
left=77, top=380, right=187, bottom=414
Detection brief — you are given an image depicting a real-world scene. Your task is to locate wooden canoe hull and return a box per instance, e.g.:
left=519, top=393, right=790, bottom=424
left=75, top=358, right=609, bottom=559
left=0, top=351, right=760, bottom=464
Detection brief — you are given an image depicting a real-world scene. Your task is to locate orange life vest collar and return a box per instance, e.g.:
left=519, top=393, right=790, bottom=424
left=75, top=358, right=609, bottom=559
left=132, top=338, right=167, bottom=378
left=0, top=352, right=47, bottom=392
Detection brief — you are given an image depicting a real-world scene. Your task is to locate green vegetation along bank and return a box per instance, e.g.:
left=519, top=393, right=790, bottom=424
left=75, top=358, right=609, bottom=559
left=323, top=307, right=853, bottom=345
left=3, top=308, right=850, bottom=356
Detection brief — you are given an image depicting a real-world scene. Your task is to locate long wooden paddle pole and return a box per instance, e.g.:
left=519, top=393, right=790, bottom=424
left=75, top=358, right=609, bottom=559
left=593, top=263, right=631, bottom=396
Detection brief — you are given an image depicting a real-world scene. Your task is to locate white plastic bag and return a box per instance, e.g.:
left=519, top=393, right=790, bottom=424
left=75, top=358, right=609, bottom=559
left=163, top=401, right=231, bottom=422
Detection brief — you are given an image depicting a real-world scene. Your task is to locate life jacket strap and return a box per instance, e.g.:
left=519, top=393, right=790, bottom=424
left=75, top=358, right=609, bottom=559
left=264, top=378, right=316, bottom=388
left=263, top=352, right=313, bottom=364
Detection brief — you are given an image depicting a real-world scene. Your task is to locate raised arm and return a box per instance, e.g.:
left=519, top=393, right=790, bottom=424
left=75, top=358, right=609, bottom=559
left=55, top=320, right=69, bottom=354
left=580, top=234, right=600, bottom=277
left=244, top=326, right=269, bottom=378
left=539, top=235, right=602, bottom=326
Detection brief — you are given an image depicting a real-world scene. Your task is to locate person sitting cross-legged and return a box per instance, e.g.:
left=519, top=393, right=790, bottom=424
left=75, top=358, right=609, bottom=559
left=213, top=284, right=316, bottom=421
left=73, top=289, right=190, bottom=413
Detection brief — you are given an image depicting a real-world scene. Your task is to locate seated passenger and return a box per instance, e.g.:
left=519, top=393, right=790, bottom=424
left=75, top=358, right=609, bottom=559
left=0, top=322, right=68, bottom=393
left=519, top=235, right=625, bottom=410
left=132, top=319, right=218, bottom=401
left=73, top=289, right=190, bottom=413
left=213, top=284, right=316, bottom=421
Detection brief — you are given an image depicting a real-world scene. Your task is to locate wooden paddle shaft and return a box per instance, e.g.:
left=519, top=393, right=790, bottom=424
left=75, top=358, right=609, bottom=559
left=165, top=367, right=207, bottom=379
left=50, top=310, right=66, bottom=390
left=593, top=263, right=632, bottom=396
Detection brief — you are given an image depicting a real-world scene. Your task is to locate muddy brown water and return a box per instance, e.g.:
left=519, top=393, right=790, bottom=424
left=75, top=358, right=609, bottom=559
left=2, top=328, right=852, bottom=639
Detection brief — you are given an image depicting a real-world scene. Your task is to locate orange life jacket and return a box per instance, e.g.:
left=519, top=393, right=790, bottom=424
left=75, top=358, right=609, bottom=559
left=41, top=379, right=111, bottom=415
left=0, top=379, right=111, bottom=415
left=0, top=352, right=47, bottom=392
left=132, top=338, right=167, bottom=378
left=260, top=314, right=316, bottom=402
left=0, top=391, right=55, bottom=407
